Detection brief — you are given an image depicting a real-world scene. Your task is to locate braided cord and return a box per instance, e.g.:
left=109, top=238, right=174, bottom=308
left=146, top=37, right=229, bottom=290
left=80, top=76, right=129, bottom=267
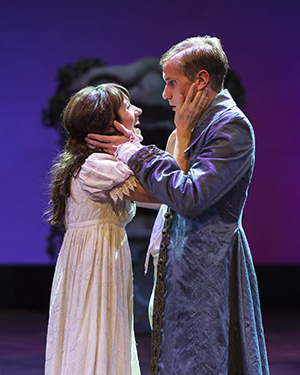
left=150, top=207, right=173, bottom=375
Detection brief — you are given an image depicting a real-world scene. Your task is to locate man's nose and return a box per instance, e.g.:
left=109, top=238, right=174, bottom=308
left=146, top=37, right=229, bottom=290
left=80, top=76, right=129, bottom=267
left=162, top=86, right=169, bottom=100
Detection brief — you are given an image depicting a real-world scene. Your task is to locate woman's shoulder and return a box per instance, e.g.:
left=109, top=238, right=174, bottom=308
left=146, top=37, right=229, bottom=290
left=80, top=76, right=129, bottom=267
left=82, top=152, right=133, bottom=178
left=84, top=152, right=116, bottom=165
left=78, top=152, right=135, bottom=202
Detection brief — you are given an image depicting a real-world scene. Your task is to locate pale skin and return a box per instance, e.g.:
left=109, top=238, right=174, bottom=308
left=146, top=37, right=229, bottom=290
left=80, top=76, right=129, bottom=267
left=110, top=96, right=161, bottom=204
left=86, top=62, right=217, bottom=202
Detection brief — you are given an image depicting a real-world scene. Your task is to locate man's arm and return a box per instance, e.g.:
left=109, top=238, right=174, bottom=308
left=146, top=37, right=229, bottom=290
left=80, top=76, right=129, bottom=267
left=128, top=116, right=254, bottom=219
left=85, top=84, right=208, bottom=172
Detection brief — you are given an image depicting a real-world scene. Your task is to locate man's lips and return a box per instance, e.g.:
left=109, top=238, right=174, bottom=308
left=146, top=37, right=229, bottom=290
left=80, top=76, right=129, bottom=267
left=168, top=102, right=176, bottom=111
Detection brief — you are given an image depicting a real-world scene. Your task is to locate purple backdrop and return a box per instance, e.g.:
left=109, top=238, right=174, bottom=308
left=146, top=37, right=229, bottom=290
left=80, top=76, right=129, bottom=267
left=1, top=0, right=299, bottom=264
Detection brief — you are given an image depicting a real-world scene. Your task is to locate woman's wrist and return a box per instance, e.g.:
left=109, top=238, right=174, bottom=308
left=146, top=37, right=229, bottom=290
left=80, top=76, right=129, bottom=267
left=114, top=137, right=143, bottom=164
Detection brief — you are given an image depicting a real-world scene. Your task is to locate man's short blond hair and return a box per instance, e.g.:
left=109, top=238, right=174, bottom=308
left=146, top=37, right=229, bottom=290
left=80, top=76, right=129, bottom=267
left=160, top=36, right=228, bottom=92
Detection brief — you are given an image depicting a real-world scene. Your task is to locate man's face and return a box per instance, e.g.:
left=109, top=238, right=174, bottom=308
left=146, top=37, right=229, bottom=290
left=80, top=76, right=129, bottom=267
left=162, top=62, right=196, bottom=112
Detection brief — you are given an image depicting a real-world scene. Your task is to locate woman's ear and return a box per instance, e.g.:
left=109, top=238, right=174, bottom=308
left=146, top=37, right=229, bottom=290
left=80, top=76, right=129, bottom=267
left=196, top=70, right=210, bottom=89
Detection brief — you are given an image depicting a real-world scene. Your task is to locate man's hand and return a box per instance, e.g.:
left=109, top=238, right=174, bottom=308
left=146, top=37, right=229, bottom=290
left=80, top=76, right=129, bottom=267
left=85, top=121, right=133, bottom=155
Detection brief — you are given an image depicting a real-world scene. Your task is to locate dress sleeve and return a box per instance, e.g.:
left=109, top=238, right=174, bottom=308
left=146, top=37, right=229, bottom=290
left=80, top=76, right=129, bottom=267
left=79, top=153, right=137, bottom=203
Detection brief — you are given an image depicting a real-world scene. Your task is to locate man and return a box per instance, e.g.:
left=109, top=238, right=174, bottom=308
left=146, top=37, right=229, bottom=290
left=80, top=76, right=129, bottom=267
left=86, top=36, right=270, bottom=375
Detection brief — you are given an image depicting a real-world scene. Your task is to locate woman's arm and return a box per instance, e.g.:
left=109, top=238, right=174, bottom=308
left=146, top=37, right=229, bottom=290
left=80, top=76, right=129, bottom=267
left=85, top=85, right=208, bottom=175
left=124, top=181, right=161, bottom=204
left=124, top=87, right=208, bottom=203
left=171, top=86, right=208, bottom=173
left=165, top=129, right=176, bottom=155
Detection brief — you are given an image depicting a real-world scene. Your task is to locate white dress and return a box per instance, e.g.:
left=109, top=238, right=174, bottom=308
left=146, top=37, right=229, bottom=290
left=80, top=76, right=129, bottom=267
left=45, top=153, right=141, bottom=375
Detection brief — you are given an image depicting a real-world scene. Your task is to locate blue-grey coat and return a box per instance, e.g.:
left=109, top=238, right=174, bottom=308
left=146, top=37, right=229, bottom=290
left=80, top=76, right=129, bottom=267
left=128, top=89, right=270, bottom=375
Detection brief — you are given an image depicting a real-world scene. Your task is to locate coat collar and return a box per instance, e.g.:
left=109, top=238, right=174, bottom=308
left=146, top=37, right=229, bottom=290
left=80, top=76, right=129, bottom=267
left=185, top=89, right=237, bottom=153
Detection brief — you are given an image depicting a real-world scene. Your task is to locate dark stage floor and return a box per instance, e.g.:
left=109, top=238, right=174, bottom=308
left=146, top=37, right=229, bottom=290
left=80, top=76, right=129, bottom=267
left=0, top=308, right=299, bottom=375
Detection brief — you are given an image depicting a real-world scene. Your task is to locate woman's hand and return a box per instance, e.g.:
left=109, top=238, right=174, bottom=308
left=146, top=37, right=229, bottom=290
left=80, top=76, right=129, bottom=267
left=173, top=84, right=208, bottom=173
left=175, top=84, right=209, bottom=133
left=85, top=121, right=133, bottom=154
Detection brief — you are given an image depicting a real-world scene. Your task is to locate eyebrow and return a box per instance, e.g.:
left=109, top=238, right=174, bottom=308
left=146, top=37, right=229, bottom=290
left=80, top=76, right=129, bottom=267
left=163, top=77, right=175, bottom=82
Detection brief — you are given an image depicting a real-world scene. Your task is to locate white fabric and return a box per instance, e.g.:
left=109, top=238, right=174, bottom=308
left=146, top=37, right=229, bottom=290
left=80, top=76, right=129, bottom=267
left=144, top=204, right=167, bottom=274
left=45, top=153, right=141, bottom=375
left=145, top=204, right=168, bottom=329
left=114, top=137, right=143, bottom=164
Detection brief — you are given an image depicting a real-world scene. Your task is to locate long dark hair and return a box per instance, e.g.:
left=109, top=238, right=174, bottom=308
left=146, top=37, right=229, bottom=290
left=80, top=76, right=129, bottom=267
left=46, top=83, right=130, bottom=225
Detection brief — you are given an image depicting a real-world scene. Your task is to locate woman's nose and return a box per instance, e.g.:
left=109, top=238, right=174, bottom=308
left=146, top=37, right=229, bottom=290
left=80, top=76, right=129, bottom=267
left=135, top=106, right=142, bottom=115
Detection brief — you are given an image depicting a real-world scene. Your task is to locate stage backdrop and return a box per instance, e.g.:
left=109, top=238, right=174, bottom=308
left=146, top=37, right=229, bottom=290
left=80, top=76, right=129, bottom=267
left=0, top=0, right=299, bottom=265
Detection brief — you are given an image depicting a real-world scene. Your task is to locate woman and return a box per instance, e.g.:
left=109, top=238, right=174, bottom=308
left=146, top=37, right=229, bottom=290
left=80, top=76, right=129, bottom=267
left=44, top=83, right=159, bottom=375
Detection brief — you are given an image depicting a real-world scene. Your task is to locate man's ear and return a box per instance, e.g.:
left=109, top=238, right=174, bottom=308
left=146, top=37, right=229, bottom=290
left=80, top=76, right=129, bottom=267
left=196, top=70, right=210, bottom=89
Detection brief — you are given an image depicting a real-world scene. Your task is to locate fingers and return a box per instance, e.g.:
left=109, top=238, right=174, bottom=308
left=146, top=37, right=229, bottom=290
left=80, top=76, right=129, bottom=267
left=194, top=88, right=209, bottom=115
left=85, top=133, right=112, bottom=145
left=84, top=135, right=111, bottom=151
left=182, top=84, right=207, bottom=114
left=85, top=138, right=96, bottom=149
left=177, top=94, right=184, bottom=109
left=113, top=120, right=132, bottom=138
left=84, top=129, right=133, bottom=155
left=184, top=83, right=197, bottom=105
left=194, top=87, right=208, bottom=105
left=174, top=84, right=209, bottom=129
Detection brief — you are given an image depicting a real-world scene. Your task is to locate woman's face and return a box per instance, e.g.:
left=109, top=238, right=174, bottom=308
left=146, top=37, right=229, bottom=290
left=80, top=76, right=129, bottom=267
left=117, top=96, right=143, bottom=141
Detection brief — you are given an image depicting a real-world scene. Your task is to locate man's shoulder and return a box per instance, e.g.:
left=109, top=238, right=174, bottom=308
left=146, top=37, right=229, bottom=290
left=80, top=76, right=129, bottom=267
left=194, top=91, right=247, bottom=134
left=208, top=89, right=250, bottom=127
left=189, top=92, right=253, bottom=150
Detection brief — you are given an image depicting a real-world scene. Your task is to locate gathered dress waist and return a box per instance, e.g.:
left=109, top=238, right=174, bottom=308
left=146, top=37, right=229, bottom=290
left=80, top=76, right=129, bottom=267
left=66, top=218, right=126, bottom=230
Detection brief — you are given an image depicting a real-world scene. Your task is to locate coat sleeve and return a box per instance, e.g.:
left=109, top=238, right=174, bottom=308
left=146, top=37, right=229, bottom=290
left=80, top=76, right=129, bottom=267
left=128, top=115, right=255, bottom=219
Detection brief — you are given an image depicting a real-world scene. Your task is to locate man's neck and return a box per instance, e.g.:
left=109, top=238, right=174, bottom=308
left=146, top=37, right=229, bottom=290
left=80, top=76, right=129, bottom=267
left=204, top=88, right=219, bottom=111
